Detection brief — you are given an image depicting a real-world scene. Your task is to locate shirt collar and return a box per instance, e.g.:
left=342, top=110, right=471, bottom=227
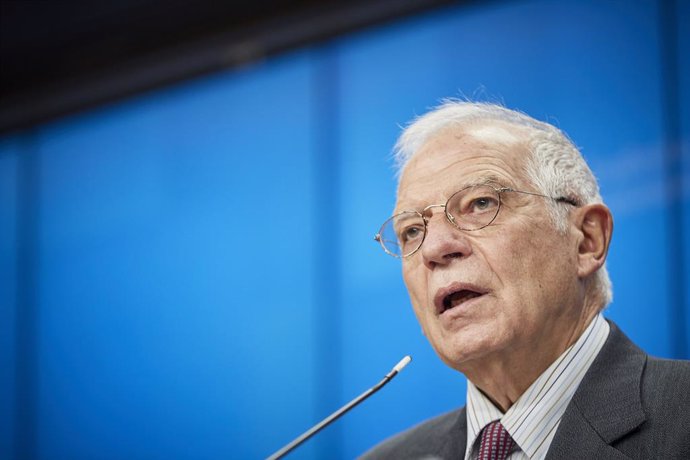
left=464, top=314, right=610, bottom=459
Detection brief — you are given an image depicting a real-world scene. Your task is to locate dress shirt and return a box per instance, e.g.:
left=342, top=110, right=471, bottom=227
left=464, top=314, right=610, bottom=459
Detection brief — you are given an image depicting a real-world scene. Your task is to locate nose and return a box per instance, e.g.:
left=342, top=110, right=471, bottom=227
left=420, top=211, right=472, bottom=269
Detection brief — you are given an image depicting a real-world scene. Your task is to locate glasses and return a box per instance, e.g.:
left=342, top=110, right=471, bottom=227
left=374, top=183, right=577, bottom=258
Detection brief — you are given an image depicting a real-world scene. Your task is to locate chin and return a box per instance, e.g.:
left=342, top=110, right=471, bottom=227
left=434, top=342, right=477, bottom=370
left=434, top=333, right=499, bottom=371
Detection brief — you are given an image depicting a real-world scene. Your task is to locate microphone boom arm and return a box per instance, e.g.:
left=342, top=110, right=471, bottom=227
left=266, top=355, right=412, bottom=460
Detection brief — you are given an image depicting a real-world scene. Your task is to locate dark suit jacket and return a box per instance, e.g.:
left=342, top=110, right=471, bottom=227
left=360, top=322, right=690, bottom=459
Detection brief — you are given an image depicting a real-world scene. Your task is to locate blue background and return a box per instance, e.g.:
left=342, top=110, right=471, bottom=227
left=1, top=0, right=688, bottom=458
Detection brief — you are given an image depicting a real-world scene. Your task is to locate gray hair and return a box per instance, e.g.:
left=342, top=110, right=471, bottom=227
left=394, top=100, right=612, bottom=307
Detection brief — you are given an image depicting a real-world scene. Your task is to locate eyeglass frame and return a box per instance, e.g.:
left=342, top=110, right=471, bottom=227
left=374, top=183, right=579, bottom=258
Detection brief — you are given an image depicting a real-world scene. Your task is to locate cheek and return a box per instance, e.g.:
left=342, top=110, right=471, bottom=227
left=478, top=229, right=529, bottom=288
left=480, top=228, right=542, bottom=297
left=402, top=260, right=423, bottom=291
left=402, top=263, right=429, bottom=314
left=498, top=226, right=576, bottom=306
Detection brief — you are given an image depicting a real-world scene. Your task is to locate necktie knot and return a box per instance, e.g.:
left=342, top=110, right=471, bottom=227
left=478, top=421, right=516, bottom=460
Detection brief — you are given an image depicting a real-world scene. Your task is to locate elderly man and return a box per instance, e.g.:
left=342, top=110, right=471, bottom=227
left=362, top=102, right=690, bottom=459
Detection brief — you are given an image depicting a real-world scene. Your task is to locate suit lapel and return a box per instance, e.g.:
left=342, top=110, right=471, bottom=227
left=438, top=407, right=467, bottom=458
left=546, top=321, right=647, bottom=459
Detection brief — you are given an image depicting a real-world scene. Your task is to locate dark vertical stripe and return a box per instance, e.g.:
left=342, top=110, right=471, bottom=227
left=659, top=0, right=687, bottom=359
left=15, top=132, right=39, bottom=460
left=311, top=46, right=343, bottom=457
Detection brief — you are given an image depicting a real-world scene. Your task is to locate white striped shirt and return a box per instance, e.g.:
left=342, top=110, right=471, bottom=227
left=464, top=314, right=610, bottom=460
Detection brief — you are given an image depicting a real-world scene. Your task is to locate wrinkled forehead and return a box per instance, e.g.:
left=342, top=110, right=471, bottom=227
left=397, top=121, right=532, bottom=191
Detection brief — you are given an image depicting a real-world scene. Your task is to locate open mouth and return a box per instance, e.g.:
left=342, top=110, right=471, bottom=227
left=435, top=285, right=486, bottom=314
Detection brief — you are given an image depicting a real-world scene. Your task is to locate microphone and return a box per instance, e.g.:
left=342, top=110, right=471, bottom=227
left=266, top=355, right=412, bottom=460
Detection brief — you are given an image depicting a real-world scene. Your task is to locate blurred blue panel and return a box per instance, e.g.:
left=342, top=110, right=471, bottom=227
left=0, top=139, right=20, bottom=460
left=335, top=0, right=670, bottom=456
left=31, top=52, right=318, bottom=459
left=678, top=0, right=690, bottom=358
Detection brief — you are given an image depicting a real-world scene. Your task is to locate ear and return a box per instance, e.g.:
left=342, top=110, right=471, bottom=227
left=574, top=204, right=613, bottom=278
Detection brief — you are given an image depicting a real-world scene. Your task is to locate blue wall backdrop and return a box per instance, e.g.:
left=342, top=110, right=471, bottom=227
left=1, top=0, right=688, bottom=458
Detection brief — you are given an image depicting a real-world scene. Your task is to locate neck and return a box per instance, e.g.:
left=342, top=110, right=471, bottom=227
left=461, top=305, right=601, bottom=413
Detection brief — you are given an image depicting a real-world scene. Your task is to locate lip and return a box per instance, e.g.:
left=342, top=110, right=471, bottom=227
left=433, top=282, right=488, bottom=315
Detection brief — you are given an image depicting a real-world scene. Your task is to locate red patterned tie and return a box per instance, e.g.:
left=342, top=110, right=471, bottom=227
left=478, top=421, right=516, bottom=460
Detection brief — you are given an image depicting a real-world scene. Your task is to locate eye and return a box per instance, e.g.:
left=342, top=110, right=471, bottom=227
left=448, top=186, right=500, bottom=217
left=399, top=225, right=424, bottom=243
left=445, top=185, right=501, bottom=230
left=469, top=196, right=498, bottom=213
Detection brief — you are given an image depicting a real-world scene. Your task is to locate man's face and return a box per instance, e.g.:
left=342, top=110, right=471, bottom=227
left=396, top=125, right=583, bottom=372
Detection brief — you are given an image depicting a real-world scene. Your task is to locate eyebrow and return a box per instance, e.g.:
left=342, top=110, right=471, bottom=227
left=445, top=174, right=508, bottom=194
left=397, top=173, right=512, bottom=214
